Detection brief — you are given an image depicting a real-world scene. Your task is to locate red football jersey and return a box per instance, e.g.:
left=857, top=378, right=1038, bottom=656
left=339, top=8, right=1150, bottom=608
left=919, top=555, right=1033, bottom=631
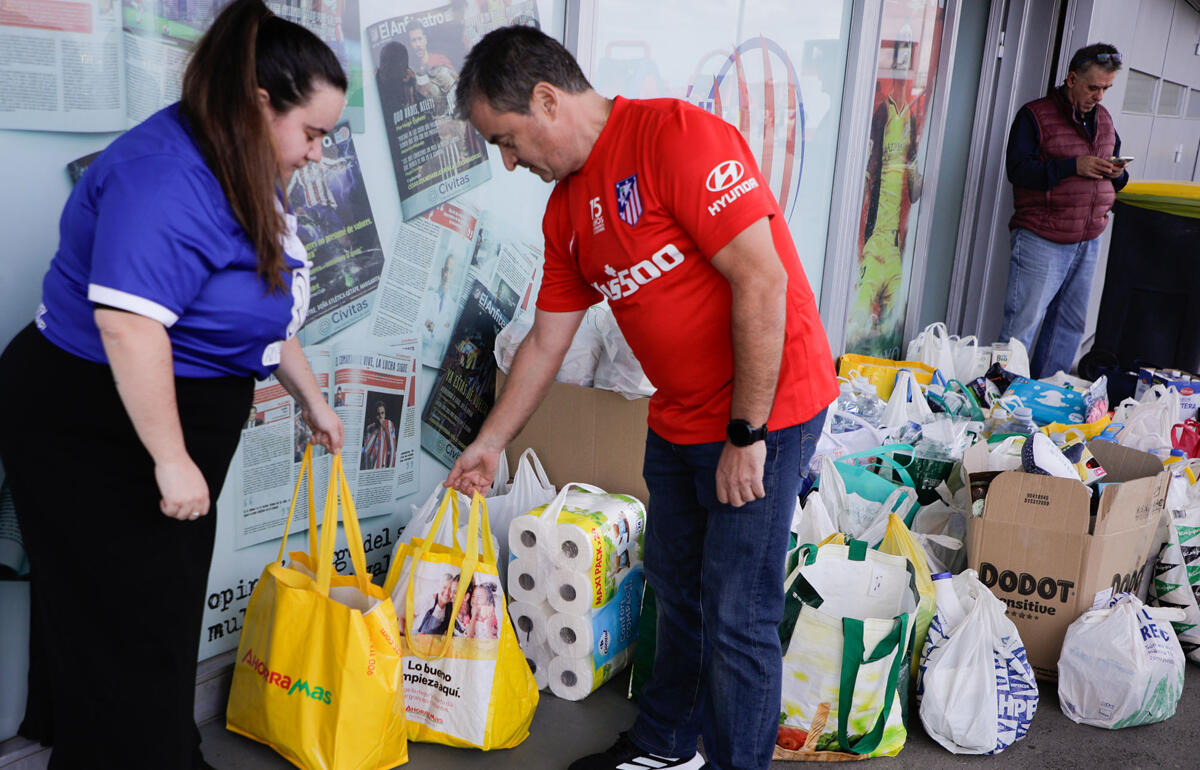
left=537, top=97, right=837, bottom=444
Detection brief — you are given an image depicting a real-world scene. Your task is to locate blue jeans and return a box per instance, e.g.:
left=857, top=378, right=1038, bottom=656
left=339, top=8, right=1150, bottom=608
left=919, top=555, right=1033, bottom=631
left=999, top=227, right=1100, bottom=379
left=630, top=411, right=824, bottom=770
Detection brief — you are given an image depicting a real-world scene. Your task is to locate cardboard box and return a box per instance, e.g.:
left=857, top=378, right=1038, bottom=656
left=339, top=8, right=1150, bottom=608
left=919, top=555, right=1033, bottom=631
left=498, top=372, right=650, bottom=504
left=963, top=439, right=1169, bottom=679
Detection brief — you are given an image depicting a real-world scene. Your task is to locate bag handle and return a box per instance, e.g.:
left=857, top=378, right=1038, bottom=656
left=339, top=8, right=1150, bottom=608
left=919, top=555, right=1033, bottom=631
left=491, top=449, right=511, bottom=495
left=333, top=455, right=373, bottom=596
left=516, top=447, right=553, bottom=490
left=837, top=613, right=909, bottom=755
left=403, top=490, right=482, bottom=661
left=798, top=539, right=867, bottom=569
left=276, top=444, right=315, bottom=566
left=535, top=481, right=607, bottom=528
left=835, top=443, right=917, bottom=489
left=946, top=379, right=985, bottom=421
left=314, top=453, right=372, bottom=597
left=786, top=542, right=861, bottom=610
left=460, top=492, right=499, bottom=565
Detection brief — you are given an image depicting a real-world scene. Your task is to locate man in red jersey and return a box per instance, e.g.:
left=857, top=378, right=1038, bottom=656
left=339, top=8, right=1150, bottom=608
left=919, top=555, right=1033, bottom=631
left=446, top=26, right=838, bottom=770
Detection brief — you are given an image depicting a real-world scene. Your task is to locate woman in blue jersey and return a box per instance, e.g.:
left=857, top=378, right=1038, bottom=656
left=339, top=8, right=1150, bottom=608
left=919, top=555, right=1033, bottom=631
left=0, top=2, right=347, bottom=766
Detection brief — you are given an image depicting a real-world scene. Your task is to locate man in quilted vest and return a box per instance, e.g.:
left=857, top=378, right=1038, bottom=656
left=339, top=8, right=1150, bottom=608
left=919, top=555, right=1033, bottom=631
left=1000, top=43, right=1130, bottom=379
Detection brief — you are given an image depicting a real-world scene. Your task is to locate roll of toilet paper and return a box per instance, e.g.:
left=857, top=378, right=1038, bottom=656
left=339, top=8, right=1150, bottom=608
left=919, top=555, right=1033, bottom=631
left=508, top=556, right=547, bottom=604
left=547, top=611, right=594, bottom=658
left=548, top=647, right=634, bottom=701
left=546, top=566, right=646, bottom=657
left=547, top=567, right=593, bottom=616
left=509, top=599, right=552, bottom=648
left=524, top=641, right=552, bottom=691
left=508, top=514, right=546, bottom=562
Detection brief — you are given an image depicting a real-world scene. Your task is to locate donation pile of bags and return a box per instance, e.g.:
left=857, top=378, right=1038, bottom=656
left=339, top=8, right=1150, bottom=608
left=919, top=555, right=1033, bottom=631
left=218, top=314, right=1200, bottom=768
left=780, top=320, right=1200, bottom=760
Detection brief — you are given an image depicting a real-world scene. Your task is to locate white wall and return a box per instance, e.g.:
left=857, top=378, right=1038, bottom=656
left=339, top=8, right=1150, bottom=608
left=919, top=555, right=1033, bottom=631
left=1065, top=0, right=1200, bottom=356
left=0, top=131, right=121, bottom=359
left=1079, top=0, right=1200, bottom=181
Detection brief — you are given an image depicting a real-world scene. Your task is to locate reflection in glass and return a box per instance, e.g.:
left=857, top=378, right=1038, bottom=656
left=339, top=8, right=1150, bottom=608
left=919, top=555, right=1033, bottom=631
left=591, top=0, right=852, bottom=303
left=844, top=0, right=945, bottom=358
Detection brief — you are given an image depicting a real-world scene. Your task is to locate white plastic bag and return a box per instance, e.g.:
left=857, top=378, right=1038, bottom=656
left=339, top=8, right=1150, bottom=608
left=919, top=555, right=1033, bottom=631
left=791, top=491, right=837, bottom=549
left=809, top=409, right=888, bottom=478
left=490, top=449, right=511, bottom=497
left=880, top=369, right=934, bottom=436
left=486, top=449, right=557, bottom=583
left=950, top=335, right=980, bottom=384
left=397, top=485, right=471, bottom=548
left=1113, top=383, right=1181, bottom=453
left=590, top=304, right=655, bottom=399
left=494, top=310, right=603, bottom=387
left=816, top=454, right=917, bottom=545
left=1058, top=593, right=1186, bottom=729
left=917, top=569, right=1038, bottom=754
left=494, top=314, right=533, bottom=375
left=906, top=322, right=959, bottom=381
left=909, top=495, right=967, bottom=575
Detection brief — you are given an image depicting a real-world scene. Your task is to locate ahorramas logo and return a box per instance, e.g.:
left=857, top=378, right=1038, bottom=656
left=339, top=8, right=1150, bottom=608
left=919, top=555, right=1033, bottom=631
left=591, top=244, right=685, bottom=301
left=705, top=160, right=744, bottom=192
left=241, top=648, right=333, bottom=705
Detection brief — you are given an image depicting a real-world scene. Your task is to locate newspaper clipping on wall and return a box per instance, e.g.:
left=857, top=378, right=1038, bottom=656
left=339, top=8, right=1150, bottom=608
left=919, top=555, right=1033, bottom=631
left=0, top=0, right=365, bottom=132
left=233, top=342, right=420, bottom=550
left=289, top=121, right=386, bottom=346
left=0, top=0, right=125, bottom=132
left=366, top=4, right=492, bottom=220
left=333, top=345, right=420, bottom=516
left=369, top=198, right=540, bottom=370
left=421, top=279, right=510, bottom=467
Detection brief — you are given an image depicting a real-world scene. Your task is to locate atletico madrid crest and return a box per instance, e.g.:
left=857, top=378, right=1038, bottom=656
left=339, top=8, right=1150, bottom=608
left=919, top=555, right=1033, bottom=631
left=614, top=174, right=643, bottom=227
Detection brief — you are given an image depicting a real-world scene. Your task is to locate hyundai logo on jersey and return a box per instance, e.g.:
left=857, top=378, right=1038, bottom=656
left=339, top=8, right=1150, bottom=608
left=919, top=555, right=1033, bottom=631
left=705, top=160, right=744, bottom=192
left=614, top=174, right=643, bottom=226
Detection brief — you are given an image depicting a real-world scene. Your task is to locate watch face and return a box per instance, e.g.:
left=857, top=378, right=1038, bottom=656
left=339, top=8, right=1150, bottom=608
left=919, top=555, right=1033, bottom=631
left=727, top=419, right=763, bottom=446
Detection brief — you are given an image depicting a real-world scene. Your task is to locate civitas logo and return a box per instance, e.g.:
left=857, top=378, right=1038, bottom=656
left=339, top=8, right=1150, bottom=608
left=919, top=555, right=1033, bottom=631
left=705, top=160, right=745, bottom=192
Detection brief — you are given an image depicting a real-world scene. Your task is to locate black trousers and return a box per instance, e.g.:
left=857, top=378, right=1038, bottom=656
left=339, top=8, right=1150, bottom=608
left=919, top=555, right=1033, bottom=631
left=0, top=324, right=251, bottom=769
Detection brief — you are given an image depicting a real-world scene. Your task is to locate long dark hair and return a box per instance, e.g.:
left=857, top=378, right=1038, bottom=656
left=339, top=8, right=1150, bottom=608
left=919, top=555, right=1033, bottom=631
left=180, top=0, right=346, bottom=292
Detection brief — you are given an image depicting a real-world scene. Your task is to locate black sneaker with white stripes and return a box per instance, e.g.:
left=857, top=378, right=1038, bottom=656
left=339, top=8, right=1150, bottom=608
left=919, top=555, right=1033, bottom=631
left=567, top=732, right=706, bottom=770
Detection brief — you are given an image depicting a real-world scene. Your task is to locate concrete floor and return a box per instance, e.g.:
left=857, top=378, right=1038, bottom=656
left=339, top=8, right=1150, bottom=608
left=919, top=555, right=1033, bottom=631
left=194, top=666, right=1200, bottom=770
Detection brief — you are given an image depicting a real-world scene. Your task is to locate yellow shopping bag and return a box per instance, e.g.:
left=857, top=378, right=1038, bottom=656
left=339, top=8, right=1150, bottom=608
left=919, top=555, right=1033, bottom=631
left=878, top=514, right=936, bottom=681
left=1039, top=413, right=1113, bottom=440
left=383, top=489, right=538, bottom=749
left=838, top=354, right=938, bottom=400
left=226, top=450, right=408, bottom=770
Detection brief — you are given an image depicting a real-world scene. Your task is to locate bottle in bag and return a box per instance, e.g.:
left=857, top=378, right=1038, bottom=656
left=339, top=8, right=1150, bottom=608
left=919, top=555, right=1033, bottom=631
left=832, top=382, right=862, bottom=433
left=931, top=571, right=966, bottom=634
left=854, top=380, right=886, bottom=426
left=992, top=406, right=1037, bottom=437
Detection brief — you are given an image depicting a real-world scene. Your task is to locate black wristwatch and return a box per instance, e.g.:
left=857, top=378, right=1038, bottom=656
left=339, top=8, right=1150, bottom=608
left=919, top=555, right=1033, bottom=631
left=726, top=419, right=768, bottom=447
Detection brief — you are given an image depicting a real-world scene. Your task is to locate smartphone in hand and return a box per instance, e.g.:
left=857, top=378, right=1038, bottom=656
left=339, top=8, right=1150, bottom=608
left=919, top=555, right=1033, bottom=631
left=1110, top=155, right=1135, bottom=166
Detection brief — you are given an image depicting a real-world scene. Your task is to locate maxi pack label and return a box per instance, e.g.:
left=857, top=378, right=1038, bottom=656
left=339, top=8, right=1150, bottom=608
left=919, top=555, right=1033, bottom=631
left=966, top=440, right=1169, bottom=679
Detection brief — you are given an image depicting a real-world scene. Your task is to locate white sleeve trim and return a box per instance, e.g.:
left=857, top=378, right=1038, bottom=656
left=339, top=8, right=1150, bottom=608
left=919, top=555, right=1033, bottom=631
left=87, top=284, right=180, bottom=326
